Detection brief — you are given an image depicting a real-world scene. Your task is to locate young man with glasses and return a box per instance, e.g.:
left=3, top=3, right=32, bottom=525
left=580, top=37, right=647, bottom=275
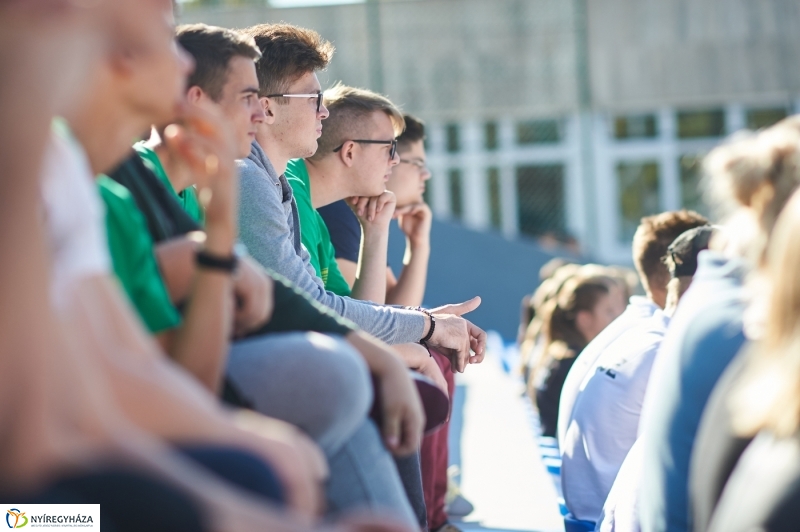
left=318, top=115, right=466, bottom=532
left=320, top=114, right=432, bottom=307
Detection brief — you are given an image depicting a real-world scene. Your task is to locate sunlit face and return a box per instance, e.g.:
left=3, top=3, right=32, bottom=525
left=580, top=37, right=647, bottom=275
left=347, top=110, right=400, bottom=198
left=264, top=71, right=329, bottom=158
left=212, top=55, right=264, bottom=158
left=121, top=0, right=193, bottom=128
left=576, top=292, right=624, bottom=343
left=387, top=139, right=431, bottom=207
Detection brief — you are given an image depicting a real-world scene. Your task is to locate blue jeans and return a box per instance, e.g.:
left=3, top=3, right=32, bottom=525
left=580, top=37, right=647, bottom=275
left=227, top=332, right=417, bottom=526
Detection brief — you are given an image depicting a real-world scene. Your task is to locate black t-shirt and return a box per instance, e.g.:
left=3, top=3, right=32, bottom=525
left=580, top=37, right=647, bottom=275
left=318, top=199, right=361, bottom=263
left=535, top=344, right=581, bottom=438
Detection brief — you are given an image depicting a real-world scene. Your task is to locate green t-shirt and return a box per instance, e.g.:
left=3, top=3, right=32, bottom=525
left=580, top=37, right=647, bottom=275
left=285, top=158, right=352, bottom=296
left=98, top=175, right=181, bottom=333
left=133, top=142, right=205, bottom=224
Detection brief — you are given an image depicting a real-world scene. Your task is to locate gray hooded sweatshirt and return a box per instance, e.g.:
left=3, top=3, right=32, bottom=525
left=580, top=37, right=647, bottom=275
left=237, top=141, right=425, bottom=344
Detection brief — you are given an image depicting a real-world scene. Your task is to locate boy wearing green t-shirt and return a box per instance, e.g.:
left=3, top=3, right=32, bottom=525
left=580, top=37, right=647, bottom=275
left=284, top=84, right=403, bottom=304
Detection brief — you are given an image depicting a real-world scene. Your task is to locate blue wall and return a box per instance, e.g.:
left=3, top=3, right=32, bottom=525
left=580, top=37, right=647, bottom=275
left=387, top=220, right=574, bottom=341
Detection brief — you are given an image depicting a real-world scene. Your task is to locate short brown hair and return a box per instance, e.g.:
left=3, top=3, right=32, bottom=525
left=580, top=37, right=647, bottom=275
left=632, top=210, right=709, bottom=293
left=397, top=114, right=425, bottom=153
left=176, top=24, right=261, bottom=101
left=313, top=83, right=405, bottom=160
left=241, top=23, right=334, bottom=97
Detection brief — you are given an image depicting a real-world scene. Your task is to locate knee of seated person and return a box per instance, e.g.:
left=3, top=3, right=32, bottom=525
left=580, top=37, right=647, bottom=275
left=302, top=332, right=373, bottom=418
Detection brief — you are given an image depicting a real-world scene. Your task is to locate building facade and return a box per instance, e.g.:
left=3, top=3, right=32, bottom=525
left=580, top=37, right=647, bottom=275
left=181, top=0, right=800, bottom=264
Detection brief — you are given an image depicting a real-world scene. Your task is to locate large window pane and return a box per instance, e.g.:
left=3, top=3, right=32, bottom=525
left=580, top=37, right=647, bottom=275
left=487, top=167, right=502, bottom=229
left=614, top=114, right=658, bottom=139
left=746, top=107, right=788, bottom=130
left=446, top=123, right=460, bottom=153
left=617, top=161, right=660, bottom=242
left=448, top=169, right=463, bottom=220
left=516, top=164, right=565, bottom=237
left=517, top=119, right=562, bottom=145
left=485, top=121, right=499, bottom=151
left=677, top=109, right=725, bottom=138
left=679, top=154, right=709, bottom=216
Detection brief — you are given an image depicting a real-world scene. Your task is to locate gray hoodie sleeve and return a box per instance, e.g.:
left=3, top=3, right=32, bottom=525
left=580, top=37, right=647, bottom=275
left=237, top=156, right=425, bottom=345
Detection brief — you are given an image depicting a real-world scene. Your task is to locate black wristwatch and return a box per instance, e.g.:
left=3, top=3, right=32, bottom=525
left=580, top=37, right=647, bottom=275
left=195, top=243, right=246, bottom=274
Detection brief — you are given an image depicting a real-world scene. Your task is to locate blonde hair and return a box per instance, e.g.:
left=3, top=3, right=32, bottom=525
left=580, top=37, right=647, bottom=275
left=732, top=189, right=800, bottom=437
left=312, top=83, right=404, bottom=160
left=707, top=115, right=800, bottom=265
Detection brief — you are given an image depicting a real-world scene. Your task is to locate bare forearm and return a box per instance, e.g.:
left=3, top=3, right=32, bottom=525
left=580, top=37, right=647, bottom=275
left=168, top=225, right=234, bottom=393
left=169, top=269, right=232, bottom=393
left=350, top=228, right=389, bottom=303
left=386, top=240, right=430, bottom=306
left=155, top=236, right=200, bottom=303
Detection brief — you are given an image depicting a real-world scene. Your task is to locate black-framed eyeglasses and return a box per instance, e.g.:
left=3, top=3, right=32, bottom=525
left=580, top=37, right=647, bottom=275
left=265, top=92, right=323, bottom=112
left=399, top=158, right=428, bottom=172
left=333, top=139, right=397, bottom=160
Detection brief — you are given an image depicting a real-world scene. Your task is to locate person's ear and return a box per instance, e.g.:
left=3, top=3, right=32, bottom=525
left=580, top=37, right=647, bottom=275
left=261, top=97, right=277, bottom=125
left=339, top=141, right=356, bottom=168
left=186, top=86, right=204, bottom=105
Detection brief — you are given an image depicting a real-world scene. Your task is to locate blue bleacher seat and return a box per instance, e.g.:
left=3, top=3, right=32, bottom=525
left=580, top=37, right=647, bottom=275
left=564, top=513, right=596, bottom=532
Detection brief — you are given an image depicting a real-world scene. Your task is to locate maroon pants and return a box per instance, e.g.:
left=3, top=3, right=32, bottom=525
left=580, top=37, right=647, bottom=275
left=420, top=351, right=456, bottom=530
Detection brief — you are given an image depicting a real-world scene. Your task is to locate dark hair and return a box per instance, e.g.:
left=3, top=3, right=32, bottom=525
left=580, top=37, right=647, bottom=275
left=176, top=24, right=261, bottom=101
left=241, top=23, right=334, bottom=97
left=397, top=114, right=425, bottom=153
left=632, top=210, right=709, bottom=294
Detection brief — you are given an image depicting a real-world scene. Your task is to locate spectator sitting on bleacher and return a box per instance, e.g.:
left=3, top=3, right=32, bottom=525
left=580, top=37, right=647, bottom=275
left=282, top=87, right=453, bottom=530
left=674, top=117, right=800, bottom=532
left=638, top=118, right=800, bottom=532
left=314, top=111, right=461, bottom=530
left=530, top=268, right=624, bottom=437
left=557, top=210, right=709, bottom=446
left=577, top=225, right=716, bottom=529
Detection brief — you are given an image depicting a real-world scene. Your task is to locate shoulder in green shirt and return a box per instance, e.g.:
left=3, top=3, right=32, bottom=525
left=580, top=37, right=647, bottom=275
left=285, top=158, right=352, bottom=297
left=97, top=175, right=181, bottom=334
left=133, top=142, right=205, bottom=225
